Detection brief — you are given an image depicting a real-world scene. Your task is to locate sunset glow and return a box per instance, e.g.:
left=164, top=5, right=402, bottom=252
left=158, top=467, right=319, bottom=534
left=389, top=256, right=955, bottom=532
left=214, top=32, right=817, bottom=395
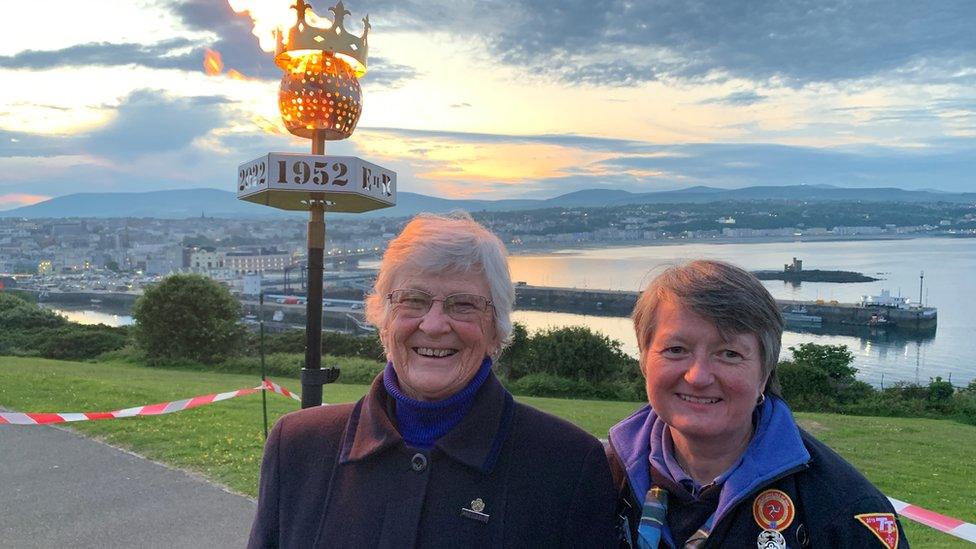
left=0, top=0, right=972, bottom=207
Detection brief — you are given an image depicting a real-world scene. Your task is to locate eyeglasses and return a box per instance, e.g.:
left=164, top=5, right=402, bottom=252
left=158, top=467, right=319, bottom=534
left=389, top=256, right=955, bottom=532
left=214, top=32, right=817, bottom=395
left=387, top=289, right=493, bottom=321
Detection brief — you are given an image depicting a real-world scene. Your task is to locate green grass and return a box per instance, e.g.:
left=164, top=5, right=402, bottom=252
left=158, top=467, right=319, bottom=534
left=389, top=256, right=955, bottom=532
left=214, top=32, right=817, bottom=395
left=1, top=357, right=973, bottom=547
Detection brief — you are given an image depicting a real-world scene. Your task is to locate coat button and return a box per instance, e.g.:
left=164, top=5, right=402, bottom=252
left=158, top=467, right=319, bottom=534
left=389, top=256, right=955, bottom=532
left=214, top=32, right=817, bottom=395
left=411, top=453, right=428, bottom=472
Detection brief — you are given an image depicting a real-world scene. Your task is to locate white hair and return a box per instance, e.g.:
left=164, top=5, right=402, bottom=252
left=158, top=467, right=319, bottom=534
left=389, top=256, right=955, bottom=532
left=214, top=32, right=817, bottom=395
left=364, top=212, right=515, bottom=354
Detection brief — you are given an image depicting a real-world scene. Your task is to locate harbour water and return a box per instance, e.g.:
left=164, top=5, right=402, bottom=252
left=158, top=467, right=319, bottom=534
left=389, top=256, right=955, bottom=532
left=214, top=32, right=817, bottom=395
left=49, top=236, right=976, bottom=387
left=509, top=237, right=976, bottom=388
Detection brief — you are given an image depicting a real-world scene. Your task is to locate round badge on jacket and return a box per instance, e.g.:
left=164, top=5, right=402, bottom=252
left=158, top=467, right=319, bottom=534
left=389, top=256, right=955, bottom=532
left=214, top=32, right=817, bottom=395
left=752, top=489, right=796, bottom=532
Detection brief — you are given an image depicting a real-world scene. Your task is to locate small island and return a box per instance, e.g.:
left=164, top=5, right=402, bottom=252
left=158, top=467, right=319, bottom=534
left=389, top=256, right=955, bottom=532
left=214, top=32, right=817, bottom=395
left=753, top=258, right=880, bottom=283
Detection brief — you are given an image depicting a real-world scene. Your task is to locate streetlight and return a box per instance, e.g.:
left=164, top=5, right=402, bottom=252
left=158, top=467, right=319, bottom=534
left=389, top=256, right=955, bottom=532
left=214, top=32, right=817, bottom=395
left=238, top=0, right=395, bottom=408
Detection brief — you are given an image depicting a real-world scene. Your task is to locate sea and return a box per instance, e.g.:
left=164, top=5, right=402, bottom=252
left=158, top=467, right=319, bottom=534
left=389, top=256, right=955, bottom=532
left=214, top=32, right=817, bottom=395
left=49, top=236, right=976, bottom=388
left=507, top=236, right=976, bottom=388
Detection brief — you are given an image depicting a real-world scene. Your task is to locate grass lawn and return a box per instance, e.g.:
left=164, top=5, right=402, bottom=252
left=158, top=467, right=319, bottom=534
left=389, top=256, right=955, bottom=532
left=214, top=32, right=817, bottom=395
left=2, top=357, right=973, bottom=547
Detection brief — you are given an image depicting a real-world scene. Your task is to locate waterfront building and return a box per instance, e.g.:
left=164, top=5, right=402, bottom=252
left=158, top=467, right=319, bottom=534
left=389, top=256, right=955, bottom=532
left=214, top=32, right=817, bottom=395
left=224, top=248, right=291, bottom=275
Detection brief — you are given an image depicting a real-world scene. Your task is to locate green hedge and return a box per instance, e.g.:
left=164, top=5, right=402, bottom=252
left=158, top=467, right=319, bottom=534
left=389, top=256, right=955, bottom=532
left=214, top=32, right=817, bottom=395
left=0, top=292, right=128, bottom=360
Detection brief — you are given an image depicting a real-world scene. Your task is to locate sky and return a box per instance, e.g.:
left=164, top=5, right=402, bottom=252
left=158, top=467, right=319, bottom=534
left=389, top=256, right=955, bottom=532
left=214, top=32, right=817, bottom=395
left=0, top=0, right=974, bottom=210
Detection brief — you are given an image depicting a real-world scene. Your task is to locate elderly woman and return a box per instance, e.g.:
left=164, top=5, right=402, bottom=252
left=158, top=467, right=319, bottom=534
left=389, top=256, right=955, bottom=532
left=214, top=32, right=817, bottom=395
left=608, top=260, right=907, bottom=549
left=248, top=212, right=616, bottom=548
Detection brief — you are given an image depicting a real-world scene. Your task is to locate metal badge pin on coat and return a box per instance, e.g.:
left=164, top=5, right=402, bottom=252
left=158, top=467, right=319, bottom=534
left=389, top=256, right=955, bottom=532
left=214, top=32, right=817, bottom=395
left=461, top=498, right=490, bottom=523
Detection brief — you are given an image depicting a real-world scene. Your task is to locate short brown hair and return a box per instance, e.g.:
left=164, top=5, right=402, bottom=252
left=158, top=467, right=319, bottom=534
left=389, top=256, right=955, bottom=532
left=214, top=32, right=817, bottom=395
left=632, top=260, right=784, bottom=394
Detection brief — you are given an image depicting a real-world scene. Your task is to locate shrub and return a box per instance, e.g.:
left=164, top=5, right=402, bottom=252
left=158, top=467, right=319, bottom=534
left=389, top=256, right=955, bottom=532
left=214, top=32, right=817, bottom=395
left=34, top=324, right=128, bottom=360
left=778, top=361, right=834, bottom=410
left=244, top=329, right=386, bottom=361
left=507, top=373, right=590, bottom=398
left=788, top=343, right=857, bottom=382
left=509, top=325, right=636, bottom=384
left=0, top=305, right=66, bottom=330
left=97, top=345, right=146, bottom=364
left=152, top=352, right=385, bottom=387
left=132, top=274, right=244, bottom=365
left=928, top=376, right=955, bottom=402
left=0, top=291, right=28, bottom=312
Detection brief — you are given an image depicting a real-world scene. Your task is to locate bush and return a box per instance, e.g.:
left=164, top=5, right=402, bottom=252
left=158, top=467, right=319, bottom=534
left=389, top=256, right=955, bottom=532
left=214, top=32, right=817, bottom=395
left=0, top=291, right=29, bottom=312
left=506, top=373, right=586, bottom=398
left=0, top=305, right=66, bottom=330
left=243, top=330, right=386, bottom=361
left=33, top=324, right=128, bottom=360
left=97, top=345, right=146, bottom=364
left=509, top=325, right=637, bottom=384
left=132, top=274, right=244, bottom=365
left=928, top=376, right=954, bottom=402
left=788, top=343, right=857, bottom=381
left=147, top=352, right=385, bottom=387
left=778, top=361, right=836, bottom=410
left=496, top=322, right=529, bottom=378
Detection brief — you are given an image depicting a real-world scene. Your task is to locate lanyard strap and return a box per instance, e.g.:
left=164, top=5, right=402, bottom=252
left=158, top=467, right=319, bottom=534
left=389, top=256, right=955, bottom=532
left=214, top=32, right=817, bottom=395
left=637, top=486, right=717, bottom=549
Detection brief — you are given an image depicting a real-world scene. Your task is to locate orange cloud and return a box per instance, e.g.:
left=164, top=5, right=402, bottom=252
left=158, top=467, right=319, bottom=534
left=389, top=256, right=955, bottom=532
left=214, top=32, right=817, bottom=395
left=0, top=193, right=50, bottom=208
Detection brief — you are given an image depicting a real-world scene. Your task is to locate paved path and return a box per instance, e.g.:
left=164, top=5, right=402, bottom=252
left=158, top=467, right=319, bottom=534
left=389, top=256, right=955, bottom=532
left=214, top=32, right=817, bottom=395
left=0, top=424, right=256, bottom=548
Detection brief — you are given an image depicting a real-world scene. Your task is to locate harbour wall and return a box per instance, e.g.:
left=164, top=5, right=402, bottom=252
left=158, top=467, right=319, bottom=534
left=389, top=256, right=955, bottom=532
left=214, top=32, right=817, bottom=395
left=514, top=285, right=938, bottom=333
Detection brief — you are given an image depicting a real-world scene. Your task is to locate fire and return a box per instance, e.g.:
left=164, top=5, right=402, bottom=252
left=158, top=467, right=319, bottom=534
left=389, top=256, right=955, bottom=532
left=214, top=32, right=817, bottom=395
left=203, top=49, right=252, bottom=80
left=251, top=115, right=288, bottom=135
left=226, top=0, right=340, bottom=53
left=227, top=0, right=294, bottom=53
left=203, top=48, right=224, bottom=76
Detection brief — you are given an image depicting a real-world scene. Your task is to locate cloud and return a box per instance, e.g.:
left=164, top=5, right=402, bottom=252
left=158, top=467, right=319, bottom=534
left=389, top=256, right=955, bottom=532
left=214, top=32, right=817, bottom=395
left=168, top=0, right=280, bottom=80
left=550, top=59, right=658, bottom=87
left=361, top=126, right=648, bottom=152
left=0, top=39, right=200, bottom=71
left=346, top=0, right=976, bottom=87
left=166, top=0, right=419, bottom=86
left=363, top=57, right=421, bottom=89
left=598, top=142, right=976, bottom=190
left=81, top=90, right=232, bottom=159
left=701, top=91, right=767, bottom=106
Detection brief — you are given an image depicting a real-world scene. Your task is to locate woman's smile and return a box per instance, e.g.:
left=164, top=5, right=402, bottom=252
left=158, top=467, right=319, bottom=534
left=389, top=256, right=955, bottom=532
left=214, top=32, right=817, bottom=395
left=642, top=298, right=766, bottom=447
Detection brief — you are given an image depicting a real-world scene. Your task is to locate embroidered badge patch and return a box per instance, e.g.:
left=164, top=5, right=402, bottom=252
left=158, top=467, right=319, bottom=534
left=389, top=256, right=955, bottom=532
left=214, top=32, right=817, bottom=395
left=855, top=513, right=899, bottom=549
left=752, top=489, right=795, bottom=532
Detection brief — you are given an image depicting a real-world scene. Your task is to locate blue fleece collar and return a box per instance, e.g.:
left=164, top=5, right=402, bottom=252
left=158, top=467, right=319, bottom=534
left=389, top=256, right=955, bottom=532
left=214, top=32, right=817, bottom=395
left=608, top=396, right=811, bottom=543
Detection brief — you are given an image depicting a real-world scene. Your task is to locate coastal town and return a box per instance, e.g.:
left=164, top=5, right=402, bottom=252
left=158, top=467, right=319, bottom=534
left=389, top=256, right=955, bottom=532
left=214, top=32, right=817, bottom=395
left=2, top=199, right=975, bottom=287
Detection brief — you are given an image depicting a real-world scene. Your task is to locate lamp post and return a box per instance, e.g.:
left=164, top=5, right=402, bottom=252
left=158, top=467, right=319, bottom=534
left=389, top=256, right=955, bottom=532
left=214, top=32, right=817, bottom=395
left=237, top=0, right=395, bottom=408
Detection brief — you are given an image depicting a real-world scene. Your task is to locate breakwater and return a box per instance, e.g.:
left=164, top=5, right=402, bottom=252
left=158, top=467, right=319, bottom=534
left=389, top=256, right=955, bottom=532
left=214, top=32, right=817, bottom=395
left=514, top=285, right=938, bottom=333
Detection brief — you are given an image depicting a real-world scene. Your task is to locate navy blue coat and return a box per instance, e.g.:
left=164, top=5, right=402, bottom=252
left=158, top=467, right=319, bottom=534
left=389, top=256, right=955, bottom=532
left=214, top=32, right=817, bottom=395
left=609, top=430, right=909, bottom=548
left=248, top=372, right=617, bottom=548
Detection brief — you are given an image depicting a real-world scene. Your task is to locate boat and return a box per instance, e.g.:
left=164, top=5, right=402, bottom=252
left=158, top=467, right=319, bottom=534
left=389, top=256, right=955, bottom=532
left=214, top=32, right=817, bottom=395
left=842, top=313, right=895, bottom=328
left=782, top=305, right=822, bottom=325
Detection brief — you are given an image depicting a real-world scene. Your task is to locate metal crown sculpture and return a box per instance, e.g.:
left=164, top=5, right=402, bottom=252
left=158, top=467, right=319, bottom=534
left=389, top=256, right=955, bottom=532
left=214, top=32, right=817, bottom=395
left=274, top=0, right=370, bottom=140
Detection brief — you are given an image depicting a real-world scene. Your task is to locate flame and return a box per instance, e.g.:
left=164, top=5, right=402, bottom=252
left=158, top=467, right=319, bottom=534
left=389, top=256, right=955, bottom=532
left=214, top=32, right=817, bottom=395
left=227, top=0, right=294, bottom=53
left=251, top=115, right=287, bottom=135
left=203, top=49, right=252, bottom=80
left=227, top=0, right=343, bottom=53
left=203, top=48, right=224, bottom=76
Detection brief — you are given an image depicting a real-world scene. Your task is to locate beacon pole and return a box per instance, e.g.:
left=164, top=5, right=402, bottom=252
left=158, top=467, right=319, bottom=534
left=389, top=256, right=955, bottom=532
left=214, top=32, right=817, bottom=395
left=234, top=1, right=395, bottom=409
left=302, top=131, right=338, bottom=408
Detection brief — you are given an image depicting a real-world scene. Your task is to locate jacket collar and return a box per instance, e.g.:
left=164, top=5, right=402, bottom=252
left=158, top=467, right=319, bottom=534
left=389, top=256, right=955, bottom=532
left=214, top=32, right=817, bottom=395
left=608, top=397, right=811, bottom=524
left=339, top=370, right=514, bottom=474
left=607, top=404, right=656, bottom=501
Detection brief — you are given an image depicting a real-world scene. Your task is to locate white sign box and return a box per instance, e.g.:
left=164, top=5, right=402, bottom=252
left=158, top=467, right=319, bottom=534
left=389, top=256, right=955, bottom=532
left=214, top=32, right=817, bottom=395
left=237, top=153, right=396, bottom=213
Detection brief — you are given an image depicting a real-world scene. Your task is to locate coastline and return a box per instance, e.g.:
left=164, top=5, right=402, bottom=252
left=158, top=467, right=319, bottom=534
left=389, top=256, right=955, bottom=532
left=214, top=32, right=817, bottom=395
left=507, top=232, right=950, bottom=256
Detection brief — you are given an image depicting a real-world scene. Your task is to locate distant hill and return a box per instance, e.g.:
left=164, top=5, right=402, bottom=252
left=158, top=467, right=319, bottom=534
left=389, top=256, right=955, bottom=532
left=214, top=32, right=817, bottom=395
left=1, top=184, right=973, bottom=219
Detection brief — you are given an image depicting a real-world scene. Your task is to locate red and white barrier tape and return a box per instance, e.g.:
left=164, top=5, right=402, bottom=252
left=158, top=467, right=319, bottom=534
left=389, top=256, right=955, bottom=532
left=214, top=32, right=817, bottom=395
left=4, top=389, right=973, bottom=543
left=888, top=497, right=976, bottom=543
left=0, top=379, right=301, bottom=426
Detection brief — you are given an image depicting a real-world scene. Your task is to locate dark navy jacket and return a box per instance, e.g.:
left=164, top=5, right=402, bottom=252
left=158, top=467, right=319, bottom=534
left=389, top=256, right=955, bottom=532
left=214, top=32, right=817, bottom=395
left=248, top=372, right=617, bottom=548
left=607, top=398, right=909, bottom=548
